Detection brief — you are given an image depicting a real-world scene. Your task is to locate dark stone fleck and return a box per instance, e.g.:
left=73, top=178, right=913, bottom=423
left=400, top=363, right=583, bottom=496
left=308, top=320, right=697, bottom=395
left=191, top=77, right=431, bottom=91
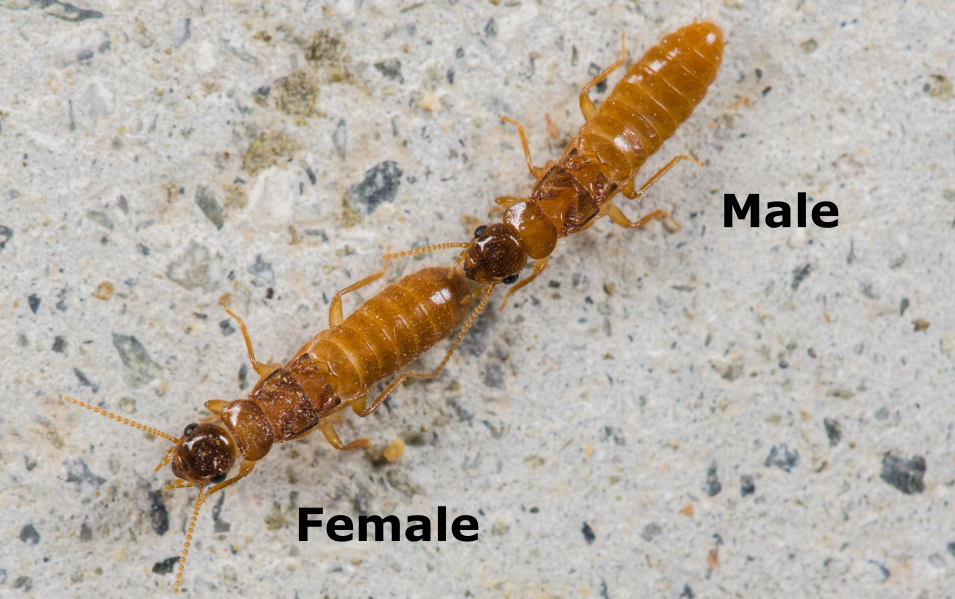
left=148, top=490, right=169, bottom=535
left=874, top=407, right=890, bottom=421
left=347, top=161, right=402, bottom=215
left=332, top=119, right=347, bottom=159
left=219, top=320, right=236, bottom=336
left=117, top=194, right=128, bottom=213
left=704, top=461, right=722, bottom=497
left=899, top=297, right=909, bottom=316
left=28, top=294, right=40, bottom=314
left=86, top=210, right=113, bottom=230
left=587, top=63, right=608, bottom=93
left=247, top=254, right=275, bottom=285
left=740, top=475, right=755, bottom=496
left=0, top=569, right=6, bottom=584
left=265, top=286, right=274, bottom=299
left=880, top=454, right=925, bottom=495
left=679, top=584, right=696, bottom=599
left=238, top=362, right=248, bottom=389
left=65, top=458, right=105, bottom=489
left=764, top=444, right=800, bottom=472
left=12, top=576, right=32, bottom=591
left=485, top=18, right=497, bottom=38
left=24, top=454, right=37, bottom=470
left=947, top=541, right=955, bottom=559
left=868, top=559, right=890, bottom=582
left=823, top=418, right=842, bottom=446
left=112, top=334, right=162, bottom=388
left=373, top=58, right=403, bottom=83
left=173, top=18, right=191, bottom=47
left=152, top=556, right=181, bottom=575
left=791, top=263, right=812, bottom=291
left=195, top=185, right=224, bottom=230
left=603, top=426, right=625, bottom=446
left=581, top=521, right=595, bottom=545
left=55, top=286, right=68, bottom=311
left=27, top=0, right=102, bottom=21
left=52, top=335, right=67, bottom=353
left=482, top=362, right=505, bottom=389
left=79, top=522, right=93, bottom=542
left=73, top=368, right=99, bottom=393
left=640, top=522, right=661, bottom=541
left=212, top=491, right=231, bottom=533
left=446, top=398, right=473, bottom=423
left=0, top=225, right=12, bottom=251
left=20, top=523, right=40, bottom=545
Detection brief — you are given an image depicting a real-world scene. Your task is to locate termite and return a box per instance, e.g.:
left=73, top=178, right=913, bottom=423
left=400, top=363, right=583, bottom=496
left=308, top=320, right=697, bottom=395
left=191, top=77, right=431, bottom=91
left=436, top=22, right=725, bottom=305
left=64, top=256, right=491, bottom=593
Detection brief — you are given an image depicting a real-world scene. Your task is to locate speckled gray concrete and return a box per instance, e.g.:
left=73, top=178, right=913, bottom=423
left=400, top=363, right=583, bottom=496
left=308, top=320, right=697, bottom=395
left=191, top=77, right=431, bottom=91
left=2, top=0, right=954, bottom=597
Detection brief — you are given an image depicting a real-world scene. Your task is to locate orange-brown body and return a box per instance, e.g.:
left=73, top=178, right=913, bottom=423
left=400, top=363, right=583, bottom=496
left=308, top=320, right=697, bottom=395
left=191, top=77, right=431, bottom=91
left=464, top=22, right=725, bottom=288
left=68, top=264, right=488, bottom=594
left=227, top=266, right=475, bottom=455
left=539, top=22, right=724, bottom=235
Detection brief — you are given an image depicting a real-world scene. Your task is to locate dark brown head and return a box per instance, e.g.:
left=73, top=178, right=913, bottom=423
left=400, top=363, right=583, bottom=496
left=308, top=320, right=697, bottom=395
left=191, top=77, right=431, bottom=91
left=463, top=223, right=527, bottom=284
left=170, top=422, right=238, bottom=484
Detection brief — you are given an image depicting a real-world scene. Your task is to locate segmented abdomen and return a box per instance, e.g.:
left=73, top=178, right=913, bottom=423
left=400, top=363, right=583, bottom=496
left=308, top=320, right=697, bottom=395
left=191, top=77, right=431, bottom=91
left=575, top=21, right=724, bottom=183
left=301, top=267, right=474, bottom=400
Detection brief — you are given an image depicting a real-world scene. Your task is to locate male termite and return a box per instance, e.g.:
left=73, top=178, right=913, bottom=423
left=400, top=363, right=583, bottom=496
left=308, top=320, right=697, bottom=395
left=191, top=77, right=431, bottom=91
left=65, top=257, right=493, bottom=593
left=416, top=22, right=725, bottom=306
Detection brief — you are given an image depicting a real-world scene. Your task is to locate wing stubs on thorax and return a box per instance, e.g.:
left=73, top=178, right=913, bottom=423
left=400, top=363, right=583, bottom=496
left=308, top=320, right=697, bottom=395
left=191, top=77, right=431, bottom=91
left=292, top=267, right=475, bottom=401
left=573, top=21, right=725, bottom=185
left=246, top=368, right=322, bottom=442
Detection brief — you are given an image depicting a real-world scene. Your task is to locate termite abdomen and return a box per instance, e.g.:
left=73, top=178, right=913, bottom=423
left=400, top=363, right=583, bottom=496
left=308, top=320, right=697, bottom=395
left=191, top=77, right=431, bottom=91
left=576, top=21, right=724, bottom=182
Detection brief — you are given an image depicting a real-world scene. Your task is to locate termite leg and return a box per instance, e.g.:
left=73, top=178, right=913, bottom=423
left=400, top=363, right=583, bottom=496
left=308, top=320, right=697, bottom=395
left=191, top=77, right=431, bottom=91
left=494, top=195, right=525, bottom=209
left=579, top=32, right=627, bottom=121
left=606, top=203, right=681, bottom=232
left=621, top=155, right=707, bottom=200
left=353, top=284, right=495, bottom=418
left=224, top=307, right=272, bottom=378
left=155, top=446, right=177, bottom=472
left=329, top=257, right=391, bottom=327
left=499, top=115, right=548, bottom=179
left=199, top=400, right=227, bottom=423
left=205, top=400, right=228, bottom=414
left=199, top=459, right=257, bottom=503
left=319, top=421, right=383, bottom=460
left=499, top=256, right=550, bottom=311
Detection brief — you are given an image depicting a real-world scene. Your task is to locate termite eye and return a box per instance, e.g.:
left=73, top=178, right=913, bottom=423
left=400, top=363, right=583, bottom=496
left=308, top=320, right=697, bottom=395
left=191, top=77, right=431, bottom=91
left=183, top=423, right=198, bottom=437
left=502, top=273, right=520, bottom=285
left=210, top=473, right=228, bottom=484
left=474, top=225, right=488, bottom=238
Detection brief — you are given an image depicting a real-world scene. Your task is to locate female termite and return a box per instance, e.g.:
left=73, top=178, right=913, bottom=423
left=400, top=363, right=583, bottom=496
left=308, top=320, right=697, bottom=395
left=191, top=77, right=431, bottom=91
left=413, top=22, right=725, bottom=306
left=64, top=255, right=492, bottom=593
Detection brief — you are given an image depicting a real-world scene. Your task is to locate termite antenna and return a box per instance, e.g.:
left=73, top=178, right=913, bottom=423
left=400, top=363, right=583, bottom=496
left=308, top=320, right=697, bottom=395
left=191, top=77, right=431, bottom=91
left=174, top=482, right=205, bottom=595
left=383, top=242, right=471, bottom=261
left=63, top=396, right=180, bottom=445
left=431, top=282, right=496, bottom=376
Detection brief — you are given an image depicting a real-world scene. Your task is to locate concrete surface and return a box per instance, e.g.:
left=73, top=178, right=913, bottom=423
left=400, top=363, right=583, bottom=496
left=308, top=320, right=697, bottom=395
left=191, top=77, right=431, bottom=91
left=1, top=0, right=954, bottom=597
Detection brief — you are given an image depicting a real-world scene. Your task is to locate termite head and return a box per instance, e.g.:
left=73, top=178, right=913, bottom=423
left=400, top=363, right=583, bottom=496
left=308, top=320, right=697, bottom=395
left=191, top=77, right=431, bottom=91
left=170, top=422, right=238, bottom=484
left=463, top=201, right=558, bottom=285
left=463, top=223, right=527, bottom=284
